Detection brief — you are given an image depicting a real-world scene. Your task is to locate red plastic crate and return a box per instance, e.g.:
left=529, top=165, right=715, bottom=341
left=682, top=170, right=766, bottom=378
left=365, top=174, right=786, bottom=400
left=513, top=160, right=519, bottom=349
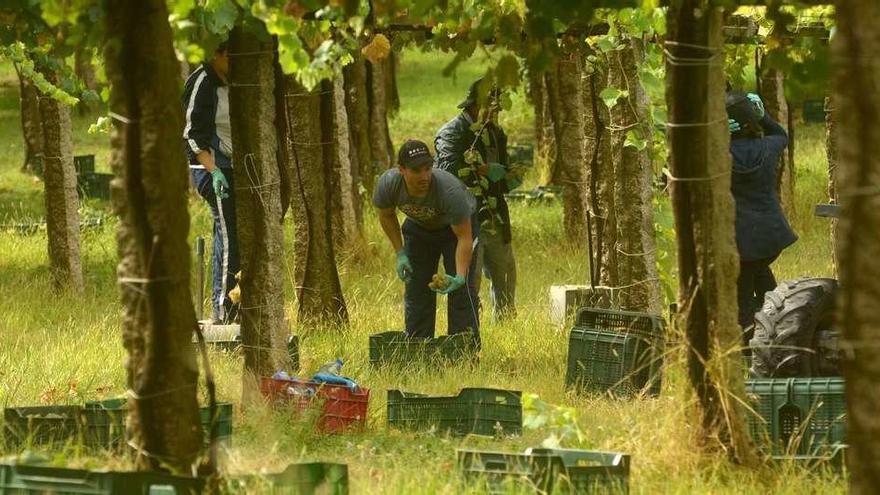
left=259, top=376, right=370, bottom=433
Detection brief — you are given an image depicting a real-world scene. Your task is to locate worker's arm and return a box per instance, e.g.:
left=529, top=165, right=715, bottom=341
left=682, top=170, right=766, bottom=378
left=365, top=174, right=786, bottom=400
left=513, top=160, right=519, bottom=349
left=450, top=218, right=474, bottom=279
left=377, top=208, right=404, bottom=253
left=195, top=150, right=217, bottom=172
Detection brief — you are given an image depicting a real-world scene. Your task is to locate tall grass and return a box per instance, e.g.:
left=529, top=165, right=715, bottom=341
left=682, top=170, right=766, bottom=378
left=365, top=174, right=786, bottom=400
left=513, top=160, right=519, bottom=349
left=0, top=50, right=844, bottom=493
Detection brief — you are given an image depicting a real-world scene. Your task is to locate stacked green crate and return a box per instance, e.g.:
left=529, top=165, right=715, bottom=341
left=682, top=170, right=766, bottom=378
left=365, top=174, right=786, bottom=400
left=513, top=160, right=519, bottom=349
left=369, top=331, right=478, bottom=366
left=565, top=308, right=665, bottom=396
left=387, top=388, right=521, bottom=436
left=0, top=463, right=203, bottom=494
left=745, top=377, right=846, bottom=458
left=458, top=448, right=629, bottom=494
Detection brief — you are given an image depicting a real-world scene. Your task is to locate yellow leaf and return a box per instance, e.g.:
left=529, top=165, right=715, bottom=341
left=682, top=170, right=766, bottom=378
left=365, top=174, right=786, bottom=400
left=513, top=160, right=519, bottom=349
left=362, top=34, right=391, bottom=64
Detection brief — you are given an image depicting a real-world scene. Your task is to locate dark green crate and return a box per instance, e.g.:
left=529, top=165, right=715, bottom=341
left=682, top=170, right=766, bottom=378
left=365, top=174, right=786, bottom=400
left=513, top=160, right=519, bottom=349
left=0, top=463, right=203, bottom=494
left=199, top=402, right=233, bottom=445
left=745, top=378, right=846, bottom=457
left=507, top=144, right=534, bottom=165
left=78, top=172, right=112, bottom=200
left=369, top=331, right=478, bottom=366
left=565, top=309, right=665, bottom=397
left=226, top=462, right=348, bottom=495
left=387, top=388, right=521, bottom=436
left=802, top=99, right=826, bottom=123
left=73, top=155, right=95, bottom=175
left=458, top=448, right=629, bottom=494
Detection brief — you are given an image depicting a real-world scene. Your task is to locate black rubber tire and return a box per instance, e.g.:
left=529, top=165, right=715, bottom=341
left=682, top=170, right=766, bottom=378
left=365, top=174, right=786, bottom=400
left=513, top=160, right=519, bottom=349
left=749, top=278, right=839, bottom=378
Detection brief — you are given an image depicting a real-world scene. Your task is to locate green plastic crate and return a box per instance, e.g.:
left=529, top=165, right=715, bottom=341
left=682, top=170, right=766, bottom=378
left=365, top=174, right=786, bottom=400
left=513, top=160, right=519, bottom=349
left=387, top=388, right=521, bottom=436
left=565, top=308, right=665, bottom=397
left=745, top=378, right=846, bottom=458
left=803, top=99, right=826, bottom=123
left=368, top=331, right=478, bottom=366
left=0, top=463, right=203, bottom=494
left=73, top=155, right=95, bottom=175
left=226, top=462, right=348, bottom=495
left=77, top=172, right=112, bottom=200
left=199, top=402, right=233, bottom=445
left=458, top=448, right=629, bottom=494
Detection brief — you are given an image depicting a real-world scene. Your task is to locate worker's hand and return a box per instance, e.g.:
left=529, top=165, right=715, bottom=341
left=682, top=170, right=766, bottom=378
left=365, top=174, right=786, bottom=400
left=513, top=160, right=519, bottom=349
left=211, top=168, right=230, bottom=200
left=487, top=162, right=507, bottom=183
left=728, top=118, right=742, bottom=134
left=747, top=93, right=765, bottom=118
left=396, top=250, right=413, bottom=283
left=432, top=274, right=466, bottom=294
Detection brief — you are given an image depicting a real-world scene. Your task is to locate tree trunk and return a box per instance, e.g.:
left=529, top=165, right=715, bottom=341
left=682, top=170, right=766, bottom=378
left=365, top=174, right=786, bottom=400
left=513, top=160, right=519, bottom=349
left=825, top=95, right=839, bottom=277
left=607, top=40, right=661, bottom=313
left=75, top=46, right=100, bottom=114
left=344, top=52, right=372, bottom=203
left=759, top=66, right=795, bottom=216
left=831, top=1, right=880, bottom=491
left=328, top=77, right=361, bottom=245
left=386, top=51, right=400, bottom=117
left=285, top=78, right=349, bottom=324
left=38, top=67, right=84, bottom=294
left=665, top=1, right=754, bottom=463
left=228, top=29, right=290, bottom=396
left=16, top=66, right=43, bottom=174
left=544, top=65, right=562, bottom=186
left=548, top=40, right=588, bottom=242
left=528, top=69, right=556, bottom=184
left=103, top=0, right=202, bottom=473
left=366, top=58, right=393, bottom=182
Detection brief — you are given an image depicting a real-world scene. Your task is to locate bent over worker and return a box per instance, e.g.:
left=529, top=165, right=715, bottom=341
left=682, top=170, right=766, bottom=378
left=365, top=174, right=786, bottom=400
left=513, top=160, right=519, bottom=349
left=182, top=41, right=239, bottom=324
left=373, top=139, right=480, bottom=339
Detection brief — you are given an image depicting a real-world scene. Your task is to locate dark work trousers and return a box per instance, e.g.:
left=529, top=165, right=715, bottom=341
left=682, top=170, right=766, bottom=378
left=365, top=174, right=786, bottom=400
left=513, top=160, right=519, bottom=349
left=402, top=218, right=480, bottom=339
left=737, top=253, right=780, bottom=328
left=192, top=168, right=240, bottom=323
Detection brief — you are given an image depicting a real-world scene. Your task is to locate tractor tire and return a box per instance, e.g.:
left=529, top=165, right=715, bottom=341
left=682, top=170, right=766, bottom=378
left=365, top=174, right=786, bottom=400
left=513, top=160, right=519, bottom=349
left=749, top=278, right=840, bottom=378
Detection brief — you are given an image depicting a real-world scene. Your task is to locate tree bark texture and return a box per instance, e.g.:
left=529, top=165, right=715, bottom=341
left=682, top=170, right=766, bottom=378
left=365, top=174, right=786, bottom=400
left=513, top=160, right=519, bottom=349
left=831, top=1, right=880, bottom=491
left=38, top=67, right=84, bottom=294
left=386, top=51, right=400, bottom=117
left=103, top=0, right=202, bottom=472
left=665, top=2, right=754, bottom=463
left=366, top=57, right=394, bottom=185
left=528, top=69, right=556, bottom=182
left=544, top=64, right=562, bottom=186
left=344, top=52, right=372, bottom=201
left=328, top=77, right=361, bottom=245
left=759, top=66, right=795, bottom=216
left=606, top=40, right=662, bottom=313
left=825, top=95, right=839, bottom=277
left=228, top=29, right=290, bottom=391
left=548, top=41, right=588, bottom=241
left=17, top=67, right=43, bottom=174
left=286, top=78, right=349, bottom=324
left=75, top=46, right=100, bottom=114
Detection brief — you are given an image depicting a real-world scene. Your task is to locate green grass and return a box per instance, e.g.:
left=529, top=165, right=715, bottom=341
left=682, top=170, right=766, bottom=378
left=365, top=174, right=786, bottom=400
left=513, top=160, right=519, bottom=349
left=0, top=49, right=844, bottom=494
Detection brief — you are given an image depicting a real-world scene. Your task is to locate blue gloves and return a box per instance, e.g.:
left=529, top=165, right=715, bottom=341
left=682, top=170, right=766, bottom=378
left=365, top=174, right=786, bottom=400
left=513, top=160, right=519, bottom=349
left=432, top=274, right=466, bottom=294
left=747, top=93, right=765, bottom=118
left=211, top=168, right=230, bottom=199
left=728, top=118, right=742, bottom=133
left=396, top=250, right=413, bottom=282
left=487, top=162, right=507, bottom=183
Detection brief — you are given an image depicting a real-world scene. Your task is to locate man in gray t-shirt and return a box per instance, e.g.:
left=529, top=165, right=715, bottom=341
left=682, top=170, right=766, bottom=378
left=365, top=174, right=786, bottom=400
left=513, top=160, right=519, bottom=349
left=373, top=139, right=480, bottom=339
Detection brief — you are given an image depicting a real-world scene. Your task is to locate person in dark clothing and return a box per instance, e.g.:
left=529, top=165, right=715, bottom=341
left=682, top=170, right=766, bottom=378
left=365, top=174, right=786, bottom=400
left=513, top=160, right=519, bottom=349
left=727, top=91, right=798, bottom=329
left=434, top=79, right=521, bottom=321
left=373, top=140, right=480, bottom=339
left=182, top=42, right=239, bottom=324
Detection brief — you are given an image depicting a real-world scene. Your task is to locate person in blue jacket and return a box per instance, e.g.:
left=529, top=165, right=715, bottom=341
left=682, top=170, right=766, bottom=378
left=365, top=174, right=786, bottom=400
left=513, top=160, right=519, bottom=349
left=182, top=41, right=239, bottom=324
left=727, top=91, right=798, bottom=328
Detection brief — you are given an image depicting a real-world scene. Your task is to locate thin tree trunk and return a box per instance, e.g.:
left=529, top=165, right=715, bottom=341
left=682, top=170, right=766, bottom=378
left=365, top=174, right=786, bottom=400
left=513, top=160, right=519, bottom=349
left=386, top=51, right=400, bottom=117
left=286, top=78, right=349, bottom=324
left=607, top=40, right=661, bottom=313
left=75, top=46, right=100, bottom=114
left=549, top=39, right=588, bottom=241
left=831, top=1, right=880, bottom=491
left=366, top=58, right=393, bottom=179
left=759, top=66, right=795, bottom=216
left=544, top=64, right=562, bottom=186
left=528, top=69, right=555, bottom=182
left=825, top=95, right=839, bottom=277
left=228, top=29, right=290, bottom=398
left=329, top=77, right=361, bottom=245
left=38, top=67, right=83, bottom=294
left=103, top=0, right=202, bottom=473
left=344, top=51, right=372, bottom=205
left=665, top=1, right=754, bottom=463
left=16, top=66, right=43, bottom=174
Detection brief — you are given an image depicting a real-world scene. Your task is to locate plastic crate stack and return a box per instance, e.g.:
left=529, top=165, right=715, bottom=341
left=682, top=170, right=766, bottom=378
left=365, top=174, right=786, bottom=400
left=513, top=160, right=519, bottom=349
left=387, top=388, right=522, bottom=436
left=565, top=308, right=666, bottom=397
left=368, top=331, right=478, bottom=366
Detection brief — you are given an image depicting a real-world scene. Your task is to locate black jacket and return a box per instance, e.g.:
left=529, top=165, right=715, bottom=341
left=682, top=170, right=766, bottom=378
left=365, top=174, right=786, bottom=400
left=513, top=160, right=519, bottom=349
left=434, top=112, right=513, bottom=242
left=729, top=115, right=798, bottom=261
left=181, top=63, right=231, bottom=169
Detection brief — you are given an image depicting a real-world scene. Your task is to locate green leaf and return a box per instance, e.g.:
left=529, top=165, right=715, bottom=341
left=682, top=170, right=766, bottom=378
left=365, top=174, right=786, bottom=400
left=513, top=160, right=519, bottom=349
left=204, top=0, right=238, bottom=35
left=624, top=129, right=648, bottom=151
left=493, top=54, right=519, bottom=89
left=599, top=86, right=628, bottom=109
left=458, top=167, right=472, bottom=178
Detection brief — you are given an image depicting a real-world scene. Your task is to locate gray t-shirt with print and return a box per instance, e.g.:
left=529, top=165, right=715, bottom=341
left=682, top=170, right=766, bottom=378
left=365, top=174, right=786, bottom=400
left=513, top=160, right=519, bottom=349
left=372, top=168, right=475, bottom=231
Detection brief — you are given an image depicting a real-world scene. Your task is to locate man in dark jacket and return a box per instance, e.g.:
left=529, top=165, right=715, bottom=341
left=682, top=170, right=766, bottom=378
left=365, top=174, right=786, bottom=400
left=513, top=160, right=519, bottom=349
left=434, top=79, right=519, bottom=320
left=727, top=91, right=798, bottom=328
left=182, top=41, right=239, bottom=324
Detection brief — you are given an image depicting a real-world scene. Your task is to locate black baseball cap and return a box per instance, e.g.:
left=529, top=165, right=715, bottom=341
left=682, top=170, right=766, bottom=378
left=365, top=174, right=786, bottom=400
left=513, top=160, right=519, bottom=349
left=397, top=139, right=434, bottom=168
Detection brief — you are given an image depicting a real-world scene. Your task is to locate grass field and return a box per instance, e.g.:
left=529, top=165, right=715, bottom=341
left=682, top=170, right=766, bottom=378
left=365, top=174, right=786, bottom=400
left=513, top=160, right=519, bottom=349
left=0, top=49, right=844, bottom=494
